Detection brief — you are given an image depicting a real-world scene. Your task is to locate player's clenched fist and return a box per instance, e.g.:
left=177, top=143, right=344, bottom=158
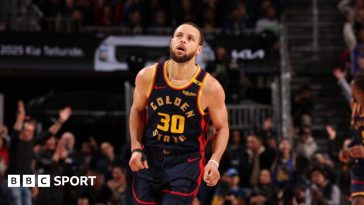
left=129, top=150, right=149, bottom=172
left=203, top=161, right=220, bottom=186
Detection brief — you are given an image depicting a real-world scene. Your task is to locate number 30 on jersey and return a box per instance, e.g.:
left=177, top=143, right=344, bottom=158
left=157, top=112, right=185, bottom=134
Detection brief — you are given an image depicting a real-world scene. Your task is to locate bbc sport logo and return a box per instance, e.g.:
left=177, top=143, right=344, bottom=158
left=8, top=175, right=96, bottom=187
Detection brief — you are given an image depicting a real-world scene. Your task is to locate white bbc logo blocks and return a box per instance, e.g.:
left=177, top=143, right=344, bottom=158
left=8, top=175, right=20, bottom=187
left=37, top=175, right=51, bottom=187
left=23, top=175, right=35, bottom=187
left=8, top=175, right=50, bottom=187
left=7, top=175, right=95, bottom=187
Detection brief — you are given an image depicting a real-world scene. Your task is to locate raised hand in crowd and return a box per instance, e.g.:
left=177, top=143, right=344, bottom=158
left=59, top=106, right=72, bottom=124
left=333, top=68, right=347, bottom=80
left=49, top=106, right=72, bottom=135
left=326, top=125, right=337, bottom=141
left=13, top=100, right=26, bottom=131
left=53, top=138, right=68, bottom=162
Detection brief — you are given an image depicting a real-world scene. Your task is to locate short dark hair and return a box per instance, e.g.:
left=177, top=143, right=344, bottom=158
left=353, top=72, right=364, bottom=91
left=173, top=22, right=204, bottom=46
left=309, top=165, right=327, bottom=178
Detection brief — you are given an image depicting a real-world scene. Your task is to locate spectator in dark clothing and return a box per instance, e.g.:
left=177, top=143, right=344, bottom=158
left=35, top=136, right=67, bottom=205
left=79, top=138, right=98, bottom=175
left=151, top=10, right=169, bottom=29
left=249, top=169, right=278, bottom=205
left=78, top=170, right=112, bottom=205
left=307, top=166, right=341, bottom=205
left=2, top=101, right=72, bottom=205
left=0, top=124, right=9, bottom=184
left=338, top=138, right=352, bottom=197
left=295, top=126, right=318, bottom=178
left=227, top=129, right=245, bottom=169
left=312, top=153, right=337, bottom=184
left=96, top=142, right=124, bottom=181
left=206, top=45, right=245, bottom=103
left=292, top=85, right=314, bottom=127
left=60, top=131, right=82, bottom=176
left=206, top=45, right=230, bottom=83
left=107, top=165, right=128, bottom=205
left=225, top=2, right=252, bottom=33
left=240, top=134, right=276, bottom=188
left=258, top=117, right=278, bottom=148
left=59, top=131, right=83, bottom=205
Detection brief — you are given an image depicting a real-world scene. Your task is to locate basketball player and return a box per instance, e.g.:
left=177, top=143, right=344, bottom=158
left=340, top=73, right=364, bottom=205
left=128, top=22, right=229, bottom=204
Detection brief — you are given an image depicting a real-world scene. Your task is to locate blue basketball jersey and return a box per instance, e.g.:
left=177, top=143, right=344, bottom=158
left=350, top=102, right=364, bottom=183
left=143, top=60, right=209, bottom=154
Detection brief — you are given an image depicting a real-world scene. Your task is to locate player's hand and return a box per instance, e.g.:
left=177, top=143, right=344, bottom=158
left=203, top=161, right=220, bottom=186
left=129, top=151, right=149, bottom=172
left=339, top=149, right=351, bottom=162
left=349, top=145, right=364, bottom=158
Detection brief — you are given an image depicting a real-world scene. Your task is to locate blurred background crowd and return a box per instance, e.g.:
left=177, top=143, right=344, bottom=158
left=0, top=0, right=363, bottom=204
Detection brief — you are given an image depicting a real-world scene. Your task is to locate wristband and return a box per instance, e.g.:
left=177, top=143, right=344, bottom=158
left=131, top=148, right=143, bottom=155
left=208, top=159, right=219, bottom=168
left=131, top=148, right=147, bottom=161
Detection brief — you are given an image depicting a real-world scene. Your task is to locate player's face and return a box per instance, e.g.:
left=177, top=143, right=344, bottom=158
left=352, top=83, right=364, bottom=107
left=170, top=24, right=202, bottom=63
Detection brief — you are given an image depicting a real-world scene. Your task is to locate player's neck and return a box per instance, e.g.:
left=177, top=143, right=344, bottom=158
left=168, top=60, right=197, bottom=81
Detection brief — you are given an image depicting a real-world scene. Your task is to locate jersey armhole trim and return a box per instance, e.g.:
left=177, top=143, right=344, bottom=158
left=197, top=73, right=208, bottom=116
left=146, top=64, right=158, bottom=99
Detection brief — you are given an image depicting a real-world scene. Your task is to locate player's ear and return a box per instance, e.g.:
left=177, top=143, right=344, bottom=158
left=195, top=46, right=202, bottom=55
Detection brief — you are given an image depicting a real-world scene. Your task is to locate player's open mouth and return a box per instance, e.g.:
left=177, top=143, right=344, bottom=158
left=176, top=46, right=186, bottom=52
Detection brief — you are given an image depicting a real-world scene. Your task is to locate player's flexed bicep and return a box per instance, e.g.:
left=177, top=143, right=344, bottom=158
left=202, top=75, right=229, bottom=186
left=129, top=66, right=155, bottom=172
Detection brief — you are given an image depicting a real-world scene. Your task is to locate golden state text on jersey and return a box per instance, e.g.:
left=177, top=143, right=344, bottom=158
left=143, top=60, right=209, bottom=154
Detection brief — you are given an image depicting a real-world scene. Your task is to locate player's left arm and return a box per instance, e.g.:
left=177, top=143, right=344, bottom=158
left=202, top=75, right=229, bottom=186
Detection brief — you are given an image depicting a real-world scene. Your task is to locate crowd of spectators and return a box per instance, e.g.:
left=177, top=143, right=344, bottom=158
left=0, top=97, right=351, bottom=205
left=32, top=0, right=283, bottom=34
left=0, top=100, right=131, bottom=205
left=4, top=1, right=352, bottom=205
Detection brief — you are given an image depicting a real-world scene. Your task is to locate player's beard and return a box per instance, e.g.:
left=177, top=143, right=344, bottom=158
left=170, top=46, right=195, bottom=63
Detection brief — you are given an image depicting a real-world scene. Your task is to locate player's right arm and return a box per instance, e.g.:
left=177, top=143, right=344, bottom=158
left=129, top=66, right=154, bottom=172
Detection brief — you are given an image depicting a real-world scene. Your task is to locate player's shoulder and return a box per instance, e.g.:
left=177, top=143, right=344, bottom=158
left=134, top=64, right=158, bottom=90
left=138, top=64, right=157, bottom=79
left=136, top=64, right=157, bottom=83
left=202, top=73, right=225, bottom=99
left=203, top=73, right=224, bottom=93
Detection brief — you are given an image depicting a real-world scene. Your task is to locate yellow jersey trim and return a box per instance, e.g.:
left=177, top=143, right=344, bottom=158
left=146, top=64, right=157, bottom=99
left=197, top=74, right=208, bottom=116
left=163, top=60, right=201, bottom=90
